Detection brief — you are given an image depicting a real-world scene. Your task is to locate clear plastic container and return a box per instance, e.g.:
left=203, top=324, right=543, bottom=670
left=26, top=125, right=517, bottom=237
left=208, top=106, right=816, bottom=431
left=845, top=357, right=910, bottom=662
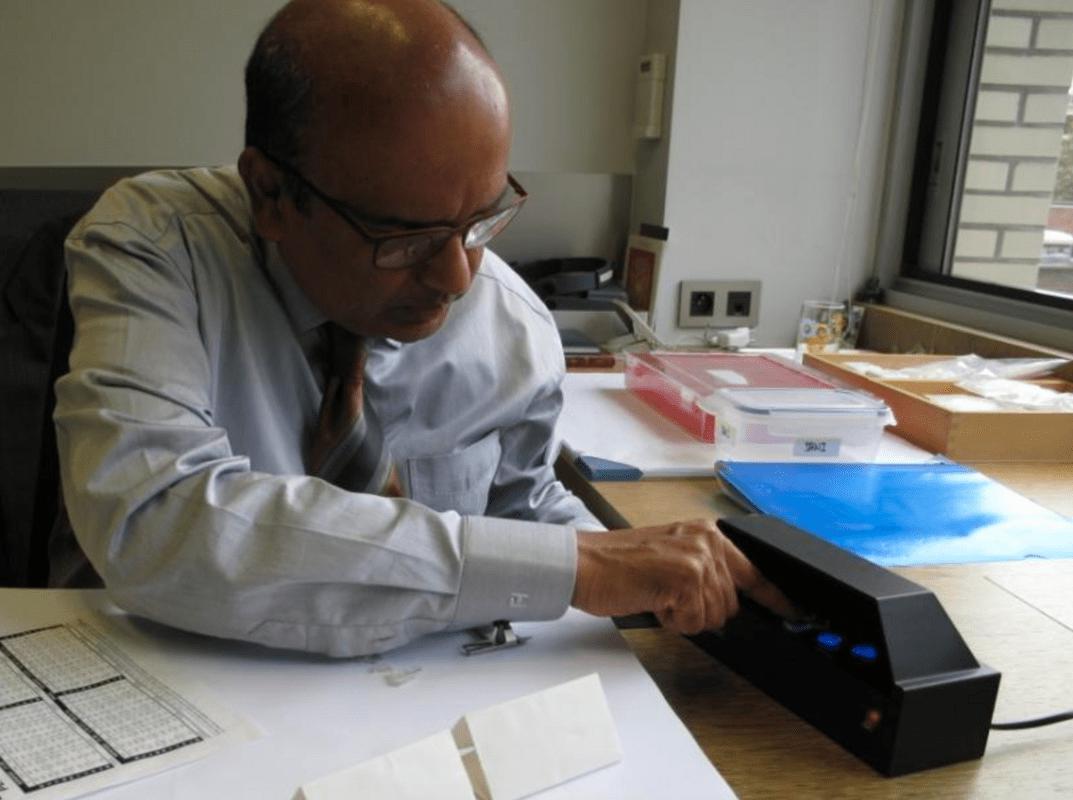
left=624, top=351, right=835, bottom=442
left=703, top=387, right=895, bottom=462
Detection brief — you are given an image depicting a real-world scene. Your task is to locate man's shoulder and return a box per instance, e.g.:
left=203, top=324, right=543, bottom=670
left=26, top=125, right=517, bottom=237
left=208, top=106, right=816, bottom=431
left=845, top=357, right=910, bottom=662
left=473, top=251, right=555, bottom=329
left=71, top=166, right=248, bottom=246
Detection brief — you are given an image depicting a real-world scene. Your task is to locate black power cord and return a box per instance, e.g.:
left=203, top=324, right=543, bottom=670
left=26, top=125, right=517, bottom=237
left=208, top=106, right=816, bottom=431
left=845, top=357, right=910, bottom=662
left=991, top=709, right=1073, bottom=731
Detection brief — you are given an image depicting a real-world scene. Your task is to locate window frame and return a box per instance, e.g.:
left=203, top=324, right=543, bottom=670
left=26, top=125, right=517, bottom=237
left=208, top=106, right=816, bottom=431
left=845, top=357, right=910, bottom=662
left=890, top=0, right=1073, bottom=346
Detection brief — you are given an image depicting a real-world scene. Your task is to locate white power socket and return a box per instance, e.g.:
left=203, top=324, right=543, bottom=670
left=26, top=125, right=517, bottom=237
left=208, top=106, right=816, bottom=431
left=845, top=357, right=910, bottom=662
left=677, top=280, right=762, bottom=328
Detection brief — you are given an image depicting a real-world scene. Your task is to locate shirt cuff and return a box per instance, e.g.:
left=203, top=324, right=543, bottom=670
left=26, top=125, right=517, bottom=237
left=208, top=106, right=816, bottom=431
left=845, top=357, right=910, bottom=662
left=452, top=516, right=577, bottom=627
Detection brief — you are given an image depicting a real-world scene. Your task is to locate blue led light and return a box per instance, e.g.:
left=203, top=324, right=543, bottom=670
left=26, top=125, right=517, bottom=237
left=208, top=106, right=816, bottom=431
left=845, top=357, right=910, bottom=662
left=816, top=632, right=843, bottom=651
left=851, top=644, right=879, bottom=662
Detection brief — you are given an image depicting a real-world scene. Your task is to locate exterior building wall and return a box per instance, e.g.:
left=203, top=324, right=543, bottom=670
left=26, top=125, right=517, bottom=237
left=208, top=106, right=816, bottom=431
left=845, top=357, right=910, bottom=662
left=953, top=0, right=1073, bottom=288
left=1049, top=203, right=1073, bottom=233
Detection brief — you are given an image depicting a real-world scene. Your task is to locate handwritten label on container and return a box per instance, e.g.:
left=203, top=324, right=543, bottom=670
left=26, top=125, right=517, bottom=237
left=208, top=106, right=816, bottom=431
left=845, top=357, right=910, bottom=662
left=793, top=438, right=841, bottom=457
left=718, top=421, right=736, bottom=444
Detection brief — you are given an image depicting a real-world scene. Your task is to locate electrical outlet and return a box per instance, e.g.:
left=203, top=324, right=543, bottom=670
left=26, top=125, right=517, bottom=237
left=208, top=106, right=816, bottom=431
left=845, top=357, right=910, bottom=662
left=678, top=280, right=762, bottom=328
left=689, top=290, right=715, bottom=317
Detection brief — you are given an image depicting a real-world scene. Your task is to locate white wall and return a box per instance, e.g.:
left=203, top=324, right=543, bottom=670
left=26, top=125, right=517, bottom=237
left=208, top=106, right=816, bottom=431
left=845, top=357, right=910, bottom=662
left=452, top=0, right=646, bottom=175
left=491, top=172, right=632, bottom=265
left=0, top=0, right=274, bottom=166
left=648, top=0, right=902, bottom=346
left=2, top=0, right=904, bottom=313
left=0, top=0, right=646, bottom=173
left=0, top=0, right=645, bottom=264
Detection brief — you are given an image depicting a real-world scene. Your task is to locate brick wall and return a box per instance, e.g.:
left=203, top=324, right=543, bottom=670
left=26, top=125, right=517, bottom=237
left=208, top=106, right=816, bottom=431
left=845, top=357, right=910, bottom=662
left=953, top=0, right=1073, bottom=288
left=1049, top=203, right=1073, bottom=233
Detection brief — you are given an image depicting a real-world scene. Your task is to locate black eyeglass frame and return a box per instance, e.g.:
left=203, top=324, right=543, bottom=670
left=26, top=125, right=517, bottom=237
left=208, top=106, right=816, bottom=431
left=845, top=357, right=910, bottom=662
left=259, top=149, right=527, bottom=270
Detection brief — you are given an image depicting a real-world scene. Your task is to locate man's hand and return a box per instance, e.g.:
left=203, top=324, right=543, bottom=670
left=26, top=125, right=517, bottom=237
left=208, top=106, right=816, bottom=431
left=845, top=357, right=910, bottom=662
left=572, top=520, right=797, bottom=634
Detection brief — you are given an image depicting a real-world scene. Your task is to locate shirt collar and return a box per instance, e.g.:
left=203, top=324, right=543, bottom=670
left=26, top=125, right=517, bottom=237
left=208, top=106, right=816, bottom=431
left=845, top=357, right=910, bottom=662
left=259, top=241, right=405, bottom=350
left=261, top=241, right=327, bottom=335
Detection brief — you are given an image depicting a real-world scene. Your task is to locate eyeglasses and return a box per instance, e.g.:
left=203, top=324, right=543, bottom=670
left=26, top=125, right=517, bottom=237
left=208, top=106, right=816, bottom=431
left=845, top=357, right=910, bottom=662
left=260, top=149, right=527, bottom=270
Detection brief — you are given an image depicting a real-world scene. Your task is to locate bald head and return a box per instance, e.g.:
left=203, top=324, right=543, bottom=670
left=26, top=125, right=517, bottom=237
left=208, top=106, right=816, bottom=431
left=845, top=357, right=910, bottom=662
left=239, top=0, right=516, bottom=342
left=244, top=0, right=507, bottom=172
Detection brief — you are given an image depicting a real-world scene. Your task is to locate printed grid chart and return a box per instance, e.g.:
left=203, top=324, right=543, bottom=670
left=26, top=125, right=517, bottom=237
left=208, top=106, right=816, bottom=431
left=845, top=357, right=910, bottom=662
left=0, top=701, right=112, bottom=790
left=4, top=627, right=118, bottom=693
left=0, top=657, right=37, bottom=707
left=61, top=680, right=201, bottom=760
left=0, top=623, right=206, bottom=794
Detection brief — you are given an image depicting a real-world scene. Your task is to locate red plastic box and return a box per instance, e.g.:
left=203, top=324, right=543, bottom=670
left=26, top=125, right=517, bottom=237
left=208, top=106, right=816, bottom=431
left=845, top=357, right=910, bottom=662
left=624, top=351, right=836, bottom=442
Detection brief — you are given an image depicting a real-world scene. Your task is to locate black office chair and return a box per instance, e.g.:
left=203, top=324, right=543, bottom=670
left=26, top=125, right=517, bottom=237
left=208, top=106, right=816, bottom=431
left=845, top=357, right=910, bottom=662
left=0, top=189, right=99, bottom=586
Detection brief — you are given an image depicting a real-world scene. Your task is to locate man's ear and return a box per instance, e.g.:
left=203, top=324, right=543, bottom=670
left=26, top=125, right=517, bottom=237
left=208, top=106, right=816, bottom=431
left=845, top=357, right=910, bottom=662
left=238, top=147, right=286, bottom=242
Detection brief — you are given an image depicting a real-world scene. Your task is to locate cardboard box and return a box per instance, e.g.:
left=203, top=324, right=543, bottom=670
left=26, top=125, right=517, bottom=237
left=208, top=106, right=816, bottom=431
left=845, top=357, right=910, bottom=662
left=802, top=352, right=1073, bottom=461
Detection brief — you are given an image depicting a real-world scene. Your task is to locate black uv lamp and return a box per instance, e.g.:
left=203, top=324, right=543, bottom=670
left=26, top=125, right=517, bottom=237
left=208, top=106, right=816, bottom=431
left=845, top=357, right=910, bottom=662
left=689, top=514, right=1000, bottom=777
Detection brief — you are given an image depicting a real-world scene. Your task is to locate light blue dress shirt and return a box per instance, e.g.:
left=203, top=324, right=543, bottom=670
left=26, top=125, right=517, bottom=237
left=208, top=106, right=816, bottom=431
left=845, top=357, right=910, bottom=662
left=53, top=166, right=601, bottom=656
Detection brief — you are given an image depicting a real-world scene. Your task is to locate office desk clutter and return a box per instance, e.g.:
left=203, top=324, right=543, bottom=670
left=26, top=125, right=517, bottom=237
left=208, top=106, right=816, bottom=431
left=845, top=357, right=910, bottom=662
left=510, top=256, right=633, bottom=360
left=624, top=351, right=839, bottom=442
left=556, top=368, right=928, bottom=479
left=0, top=592, right=731, bottom=800
left=795, top=299, right=849, bottom=356
left=510, top=257, right=622, bottom=310
left=562, top=349, right=905, bottom=467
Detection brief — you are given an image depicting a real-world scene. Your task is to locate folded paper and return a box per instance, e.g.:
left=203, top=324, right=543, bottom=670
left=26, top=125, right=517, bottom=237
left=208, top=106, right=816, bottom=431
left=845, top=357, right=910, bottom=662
left=294, top=673, right=622, bottom=800
left=452, top=673, right=622, bottom=800
left=293, top=731, right=473, bottom=800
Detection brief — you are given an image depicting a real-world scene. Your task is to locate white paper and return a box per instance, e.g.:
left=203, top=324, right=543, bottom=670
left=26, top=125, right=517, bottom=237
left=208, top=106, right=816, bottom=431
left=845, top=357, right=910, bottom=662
left=556, top=371, right=935, bottom=476
left=556, top=371, right=719, bottom=476
left=294, top=731, right=472, bottom=800
left=453, top=673, right=621, bottom=800
left=0, top=591, right=734, bottom=799
left=0, top=618, right=257, bottom=800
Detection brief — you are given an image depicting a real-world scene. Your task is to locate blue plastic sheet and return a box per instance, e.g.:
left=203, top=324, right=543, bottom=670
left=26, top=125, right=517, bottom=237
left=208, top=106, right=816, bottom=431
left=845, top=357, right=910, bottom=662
left=717, top=461, right=1073, bottom=566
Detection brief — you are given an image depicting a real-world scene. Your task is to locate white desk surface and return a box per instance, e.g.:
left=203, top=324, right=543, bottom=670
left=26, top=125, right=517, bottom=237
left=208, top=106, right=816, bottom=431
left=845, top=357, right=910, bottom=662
left=0, top=590, right=734, bottom=800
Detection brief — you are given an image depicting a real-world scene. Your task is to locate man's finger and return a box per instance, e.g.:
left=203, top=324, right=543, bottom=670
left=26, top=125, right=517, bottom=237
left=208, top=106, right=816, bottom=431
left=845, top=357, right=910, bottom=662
left=722, top=536, right=801, bottom=620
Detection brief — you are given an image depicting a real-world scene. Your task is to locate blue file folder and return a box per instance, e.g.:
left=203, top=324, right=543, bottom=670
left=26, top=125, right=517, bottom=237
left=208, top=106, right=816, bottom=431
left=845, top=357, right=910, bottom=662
left=717, top=461, right=1073, bottom=567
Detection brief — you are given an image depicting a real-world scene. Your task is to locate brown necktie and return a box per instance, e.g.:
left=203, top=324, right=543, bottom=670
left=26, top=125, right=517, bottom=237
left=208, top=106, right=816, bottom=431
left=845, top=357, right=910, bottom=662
left=307, top=324, right=393, bottom=493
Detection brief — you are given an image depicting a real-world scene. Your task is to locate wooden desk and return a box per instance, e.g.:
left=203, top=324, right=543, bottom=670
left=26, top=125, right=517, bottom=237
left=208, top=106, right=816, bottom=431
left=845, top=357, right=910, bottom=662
left=574, top=464, right=1073, bottom=799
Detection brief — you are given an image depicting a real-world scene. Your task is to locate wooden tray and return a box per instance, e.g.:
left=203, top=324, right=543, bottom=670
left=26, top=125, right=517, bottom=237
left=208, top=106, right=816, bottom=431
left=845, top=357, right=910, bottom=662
left=802, top=352, right=1073, bottom=462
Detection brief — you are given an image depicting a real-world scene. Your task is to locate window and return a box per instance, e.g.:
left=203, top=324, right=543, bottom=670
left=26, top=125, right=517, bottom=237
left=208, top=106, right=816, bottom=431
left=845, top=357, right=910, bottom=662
left=904, top=0, right=1073, bottom=311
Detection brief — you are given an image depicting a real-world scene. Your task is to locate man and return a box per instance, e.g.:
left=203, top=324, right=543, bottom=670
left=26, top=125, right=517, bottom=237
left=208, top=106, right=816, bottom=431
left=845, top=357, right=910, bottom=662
left=53, top=0, right=792, bottom=656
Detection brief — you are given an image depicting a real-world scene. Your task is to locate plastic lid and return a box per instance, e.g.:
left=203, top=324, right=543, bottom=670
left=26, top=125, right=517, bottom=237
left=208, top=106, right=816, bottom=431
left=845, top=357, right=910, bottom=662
left=702, top=387, right=892, bottom=417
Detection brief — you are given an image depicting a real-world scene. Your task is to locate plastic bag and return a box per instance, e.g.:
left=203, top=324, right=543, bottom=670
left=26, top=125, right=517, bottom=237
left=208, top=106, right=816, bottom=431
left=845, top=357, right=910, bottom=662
left=925, top=394, right=1007, bottom=412
left=845, top=355, right=1068, bottom=382
left=955, top=378, right=1073, bottom=412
